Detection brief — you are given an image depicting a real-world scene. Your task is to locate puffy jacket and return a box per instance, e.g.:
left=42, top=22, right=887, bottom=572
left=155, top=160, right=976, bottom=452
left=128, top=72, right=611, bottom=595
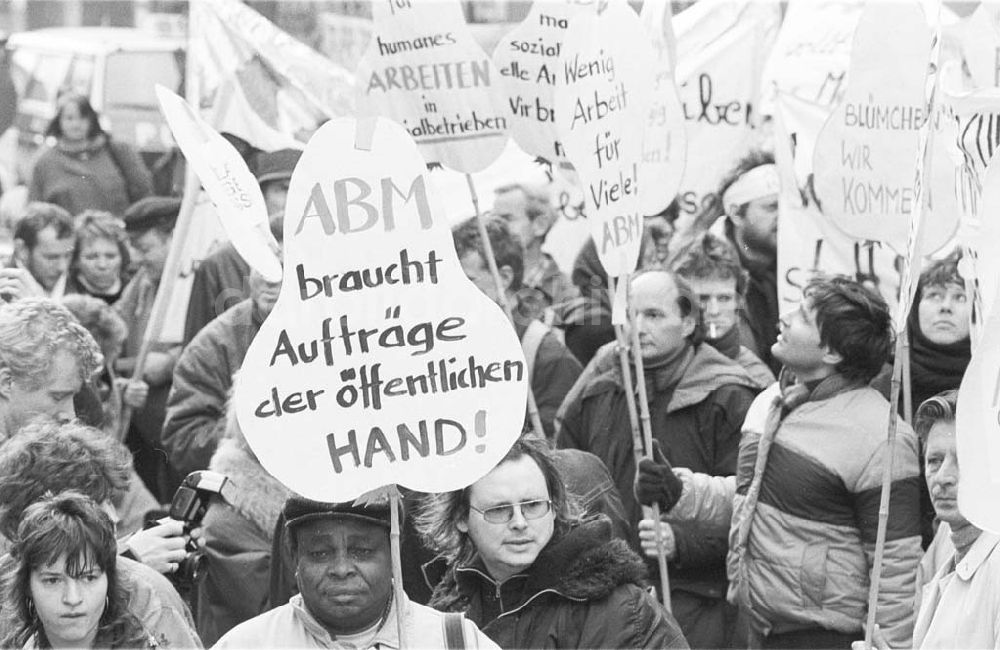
left=163, top=299, right=262, bottom=477
left=556, top=342, right=759, bottom=598
left=429, top=517, right=688, bottom=649
left=727, top=376, right=923, bottom=647
left=197, top=433, right=292, bottom=645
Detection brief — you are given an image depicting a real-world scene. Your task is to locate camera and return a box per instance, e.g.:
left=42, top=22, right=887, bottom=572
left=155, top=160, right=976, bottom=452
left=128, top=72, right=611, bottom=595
left=151, top=471, right=234, bottom=596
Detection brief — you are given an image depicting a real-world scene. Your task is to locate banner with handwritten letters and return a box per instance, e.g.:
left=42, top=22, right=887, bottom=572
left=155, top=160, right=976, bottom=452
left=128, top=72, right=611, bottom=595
left=234, top=118, right=527, bottom=501
left=492, top=1, right=597, bottom=165
left=672, top=0, right=781, bottom=221
left=812, top=2, right=933, bottom=251
left=639, top=1, right=687, bottom=216
left=765, top=2, right=897, bottom=312
left=554, top=3, right=654, bottom=279
left=356, top=0, right=510, bottom=173
left=156, top=87, right=283, bottom=283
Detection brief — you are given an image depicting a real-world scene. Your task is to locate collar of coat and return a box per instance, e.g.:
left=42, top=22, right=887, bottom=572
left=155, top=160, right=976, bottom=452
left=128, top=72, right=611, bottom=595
left=209, top=434, right=293, bottom=539
left=583, top=341, right=761, bottom=413
left=438, top=516, right=647, bottom=612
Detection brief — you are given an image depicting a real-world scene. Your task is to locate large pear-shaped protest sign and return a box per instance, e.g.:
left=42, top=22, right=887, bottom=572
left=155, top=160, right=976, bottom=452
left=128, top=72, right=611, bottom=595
left=813, top=1, right=933, bottom=250
left=234, top=118, right=527, bottom=501
left=555, top=3, right=654, bottom=278
left=639, top=1, right=686, bottom=216
left=156, top=86, right=282, bottom=283
left=956, top=285, right=1000, bottom=535
left=356, top=0, right=509, bottom=173
left=492, top=1, right=596, bottom=164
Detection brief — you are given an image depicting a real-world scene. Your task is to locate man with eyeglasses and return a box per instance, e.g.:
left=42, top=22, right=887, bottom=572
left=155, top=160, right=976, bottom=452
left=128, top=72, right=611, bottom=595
left=414, top=435, right=688, bottom=649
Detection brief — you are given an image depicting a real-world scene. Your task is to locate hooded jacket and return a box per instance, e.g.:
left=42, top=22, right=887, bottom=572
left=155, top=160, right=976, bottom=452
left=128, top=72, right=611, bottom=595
left=196, top=431, right=293, bottom=645
left=556, top=341, right=760, bottom=597
left=429, top=517, right=688, bottom=649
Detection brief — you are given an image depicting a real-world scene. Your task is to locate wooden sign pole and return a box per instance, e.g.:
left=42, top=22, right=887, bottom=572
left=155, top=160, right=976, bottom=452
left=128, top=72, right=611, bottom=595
left=466, top=174, right=547, bottom=439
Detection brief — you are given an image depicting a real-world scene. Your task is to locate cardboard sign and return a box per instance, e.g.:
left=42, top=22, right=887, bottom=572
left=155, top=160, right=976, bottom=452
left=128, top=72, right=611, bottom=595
left=672, top=0, right=780, bottom=223
left=956, top=281, right=1000, bottom=535
left=554, top=3, right=654, bottom=278
left=969, top=147, right=1000, bottom=327
left=812, top=1, right=932, bottom=250
left=356, top=0, right=510, bottom=173
left=234, top=117, right=527, bottom=501
left=156, top=86, right=283, bottom=283
left=492, top=1, right=596, bottom=164
left=639, top=1, right=687, bottom=216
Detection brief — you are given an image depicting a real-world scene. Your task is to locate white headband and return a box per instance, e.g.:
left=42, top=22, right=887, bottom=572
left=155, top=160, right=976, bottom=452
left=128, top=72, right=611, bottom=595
left=721, top=164, right=779, bottom=217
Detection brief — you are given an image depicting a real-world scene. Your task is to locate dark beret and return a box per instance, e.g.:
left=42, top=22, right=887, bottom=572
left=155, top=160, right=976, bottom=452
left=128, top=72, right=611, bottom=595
left=283, top=493, right=400, bottom=532
left=255, top=148, right=302, bottom=185
left=123, top=196, right=181, bottom=234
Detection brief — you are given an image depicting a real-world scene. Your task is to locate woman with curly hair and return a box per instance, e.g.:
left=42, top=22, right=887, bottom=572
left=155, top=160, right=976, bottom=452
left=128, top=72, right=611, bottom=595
left=415, top=435, right=688, bottom=649
left=0, top=491, right=155, bottom=648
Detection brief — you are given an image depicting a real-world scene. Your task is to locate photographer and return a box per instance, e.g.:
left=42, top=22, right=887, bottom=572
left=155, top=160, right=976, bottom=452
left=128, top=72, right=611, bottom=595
left=0, top=418, right=202, bottom=647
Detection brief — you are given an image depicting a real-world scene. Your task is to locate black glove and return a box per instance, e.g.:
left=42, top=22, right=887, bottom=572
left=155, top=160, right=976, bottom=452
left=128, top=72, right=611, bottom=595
left=634, top=440, right=684, bottom=511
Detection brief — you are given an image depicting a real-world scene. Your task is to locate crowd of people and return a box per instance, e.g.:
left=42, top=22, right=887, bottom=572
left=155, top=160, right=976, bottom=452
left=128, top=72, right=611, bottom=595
left=0, top=89, right=992, bottom=650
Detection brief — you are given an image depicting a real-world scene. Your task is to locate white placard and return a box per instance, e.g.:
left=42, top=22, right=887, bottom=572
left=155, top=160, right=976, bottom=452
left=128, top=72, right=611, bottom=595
left=956, top=279, right=1000, bottom=535
left=156, top=86, right=283, bottom=283
left=812, top=1, right=932, bottom=250
left=234, top=117, right=527, bottom=501
left=639, top=1, right=687, bottom=216
left=554, top=2, right=654, bottom=278
left=356, top=0, right=510, bottom=173
left=492, top=0, right=596, bottom=165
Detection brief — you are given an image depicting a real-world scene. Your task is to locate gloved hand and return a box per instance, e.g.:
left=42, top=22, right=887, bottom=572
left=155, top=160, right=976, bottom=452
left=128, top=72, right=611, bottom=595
left=634, top=440, right=684, bottom=511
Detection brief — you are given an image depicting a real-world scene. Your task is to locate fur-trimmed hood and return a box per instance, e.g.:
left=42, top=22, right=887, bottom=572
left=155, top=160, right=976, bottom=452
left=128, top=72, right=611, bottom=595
left=430, top=516, right=648, bottom=612
left=208, top=435, right=292, bottom=539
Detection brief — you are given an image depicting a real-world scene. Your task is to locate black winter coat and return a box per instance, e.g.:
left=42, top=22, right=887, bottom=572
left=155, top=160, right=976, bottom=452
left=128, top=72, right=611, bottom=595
left=429, top=517, right=689, bottom=649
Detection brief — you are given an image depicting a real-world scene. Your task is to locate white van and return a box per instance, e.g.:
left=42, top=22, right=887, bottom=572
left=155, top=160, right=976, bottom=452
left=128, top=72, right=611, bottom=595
left=1, top=27, right=184, bottom=197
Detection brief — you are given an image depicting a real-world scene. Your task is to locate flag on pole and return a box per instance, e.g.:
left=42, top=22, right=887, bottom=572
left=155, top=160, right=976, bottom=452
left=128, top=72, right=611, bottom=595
left=189, top=0, right=356, bottom=149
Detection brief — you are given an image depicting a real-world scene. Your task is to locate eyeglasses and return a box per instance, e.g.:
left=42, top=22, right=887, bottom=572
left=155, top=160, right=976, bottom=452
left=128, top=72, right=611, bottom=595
left=469, top=499, right=552, bottom=524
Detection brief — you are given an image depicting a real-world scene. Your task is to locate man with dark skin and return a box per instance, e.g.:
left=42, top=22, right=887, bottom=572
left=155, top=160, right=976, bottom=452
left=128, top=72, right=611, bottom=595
left=214, top=496, right=498, bottom=648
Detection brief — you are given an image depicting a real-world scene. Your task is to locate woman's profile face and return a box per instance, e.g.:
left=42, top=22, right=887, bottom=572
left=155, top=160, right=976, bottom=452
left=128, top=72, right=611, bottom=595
left=76, top=236, right=122, bottom=292
left=29, top=552, right=108, bottom=648
left=58, top=102, right=92, bottom=143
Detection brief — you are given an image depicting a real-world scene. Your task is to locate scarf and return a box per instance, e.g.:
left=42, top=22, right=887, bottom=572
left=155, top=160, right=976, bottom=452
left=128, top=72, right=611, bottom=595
left=907, top=306, right=970, bottom=408
left=56, top=133, right=108, bottom=158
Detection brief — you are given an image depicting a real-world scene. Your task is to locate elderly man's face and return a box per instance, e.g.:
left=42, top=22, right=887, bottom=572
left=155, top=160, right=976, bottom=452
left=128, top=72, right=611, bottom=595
left=294, top=518, right=392, bottom=635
